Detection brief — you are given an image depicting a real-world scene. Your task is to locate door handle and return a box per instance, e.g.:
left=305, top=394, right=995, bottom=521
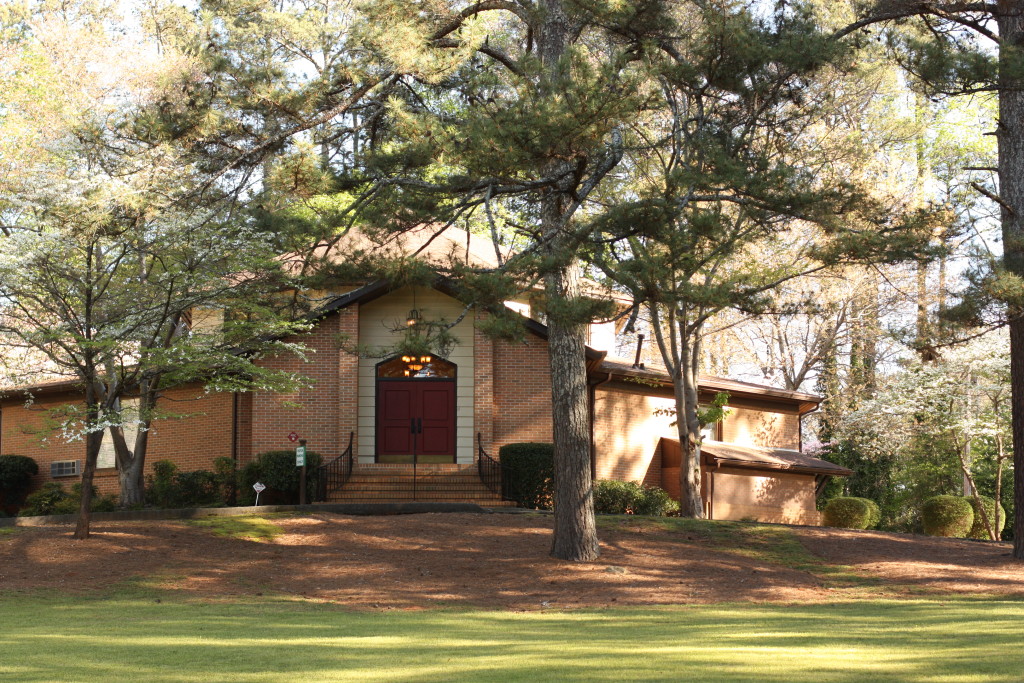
left=410, top=417, right=416, bottom=434
left=417, top=417, right=423, bottom=434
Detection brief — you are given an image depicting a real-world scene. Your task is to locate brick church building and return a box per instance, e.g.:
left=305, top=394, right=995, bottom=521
left=0, top=227, right=850, bottom=524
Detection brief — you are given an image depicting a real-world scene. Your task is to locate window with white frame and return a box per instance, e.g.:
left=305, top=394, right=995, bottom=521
left=97, top=398, right=140, bottom=469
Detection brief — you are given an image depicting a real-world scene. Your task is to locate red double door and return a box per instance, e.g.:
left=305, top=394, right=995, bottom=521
left=376, top=380, right=456, bottom=463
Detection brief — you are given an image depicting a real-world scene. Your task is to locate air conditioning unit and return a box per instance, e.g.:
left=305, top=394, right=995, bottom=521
left=50, top=460, right=80, bottom=477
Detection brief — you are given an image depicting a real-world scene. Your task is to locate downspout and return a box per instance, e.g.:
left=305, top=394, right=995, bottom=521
left=231, top=392, right=239, bottom=466
left=231, top=389, right=238, bottom=507
left=589, top=372, right=614, bottom=482
left=798, top=404, right=819, bottom=452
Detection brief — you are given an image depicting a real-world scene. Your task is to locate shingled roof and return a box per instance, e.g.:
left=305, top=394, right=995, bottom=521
left=701, top=440, right=852, bottom=476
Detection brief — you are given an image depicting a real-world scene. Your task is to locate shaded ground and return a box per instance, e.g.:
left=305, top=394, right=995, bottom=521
left=1, top=512, right=1021, bottom=609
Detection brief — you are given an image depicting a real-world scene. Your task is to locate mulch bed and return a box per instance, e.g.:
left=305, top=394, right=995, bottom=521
left=2, top=512, right=1022, bottom=609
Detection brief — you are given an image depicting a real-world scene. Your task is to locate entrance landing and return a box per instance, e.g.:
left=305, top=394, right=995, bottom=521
left=326, top=463, right=517, bottom=506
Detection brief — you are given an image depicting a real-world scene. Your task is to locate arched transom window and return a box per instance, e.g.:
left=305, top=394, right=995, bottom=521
left=377, top=354, right=457, bottom=379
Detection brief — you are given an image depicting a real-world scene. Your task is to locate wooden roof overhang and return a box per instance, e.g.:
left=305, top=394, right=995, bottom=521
left=590, top=359, right=822, bottom=416
left=700, top=440, right=853, bottom=477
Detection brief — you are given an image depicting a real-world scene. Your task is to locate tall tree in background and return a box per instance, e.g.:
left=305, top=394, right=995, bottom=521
left=839, top=0, right=1024, bottom=558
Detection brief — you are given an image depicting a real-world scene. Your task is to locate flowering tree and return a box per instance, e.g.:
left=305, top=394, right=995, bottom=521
left=835, top=331, right=1011, bottom=540
left=0, top=3, right=308, bottom=537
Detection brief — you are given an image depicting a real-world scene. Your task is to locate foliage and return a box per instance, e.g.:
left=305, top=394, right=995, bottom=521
left=0, top=2, right=312, bottom=525
left=821, top=497, right=879, bottom=530
left=593, top=480, right=679, bottom=516
left=18, top=482, right=117, bottom=517
left=213, top=456, right=238, bottom=507
left=921, top=495, right=974, bottom=538
left=0, top=454, right=39, bottom=512
left=498, top=443, right=554, bottom=510
left=145, top=460, right=227, bottom=510
left=967, top=495, right=1006, bottom=541
left=238, top=450, right=322, bottom=505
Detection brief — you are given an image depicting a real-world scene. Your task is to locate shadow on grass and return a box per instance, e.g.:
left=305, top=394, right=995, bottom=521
left=598, top=515, right=879, bottom=591
left=1, top=591, right=1024, bottom=682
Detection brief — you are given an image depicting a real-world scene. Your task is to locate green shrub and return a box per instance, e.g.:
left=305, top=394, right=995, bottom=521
left=213, top=456, right=237, bottom=506
left=822, top=497, right=879, bottom=530
left=967, top=495, right=1006, bottom=540
left=860, top=498, right=882, bottom=529
left=921, top=495, right=974, bottom=538
left=593, top=480, right=679, bottom=516
left=499, top=443, right=554, bottom=510
left=145, top=460, right=229, bottom=509
left=238, top=450, right=322, bottom=505
left=18, top=482, right=117, bottom=517
left=0, top=455, right=39, bottom=513
left=147, top=460, right=179, bottom=509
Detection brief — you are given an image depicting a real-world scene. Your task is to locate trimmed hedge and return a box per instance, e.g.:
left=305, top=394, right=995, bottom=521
left=593, top=480, right=679, bottom=516
left=967, top=495, right=1006, bottom=540
left=499, top=443, right=554, bottom=510
left=921, top=495, right=974, bottom=538
left=239, top=450, right=322, bottom=505
left=0, top=454, right=38, bottom=514
left=822, top=497, right=879, bottom=530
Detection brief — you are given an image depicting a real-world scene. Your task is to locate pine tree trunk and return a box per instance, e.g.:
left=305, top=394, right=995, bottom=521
left=997, top=2, right=1024, bottom=560
left=534, top=0, right=599, bottom=562
left=546, top=263, right=599, bottom=562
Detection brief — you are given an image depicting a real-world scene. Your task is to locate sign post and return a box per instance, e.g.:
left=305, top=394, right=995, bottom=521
left=253, top=481, right=266, bottom=506
left=297, top=439, right=307, bottom=505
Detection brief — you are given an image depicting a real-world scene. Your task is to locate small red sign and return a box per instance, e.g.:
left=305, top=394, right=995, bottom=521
left=288, top=431, right=299, bottom=442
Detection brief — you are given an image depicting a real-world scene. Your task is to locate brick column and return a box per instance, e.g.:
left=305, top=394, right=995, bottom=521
left=473, top=312, right=495, bottom=457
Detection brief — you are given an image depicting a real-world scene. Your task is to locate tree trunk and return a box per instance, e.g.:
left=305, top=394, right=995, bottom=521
left=997, top=1, right=1024, bottom=560
left=74, top=386, right=102, bottom=540
left=676, top=342, right=704, bottom=519
left=546, top=263, right=599, bottom=562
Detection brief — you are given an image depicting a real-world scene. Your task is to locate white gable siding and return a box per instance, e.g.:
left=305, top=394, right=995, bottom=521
left=357, top=287, right=476, bottom=463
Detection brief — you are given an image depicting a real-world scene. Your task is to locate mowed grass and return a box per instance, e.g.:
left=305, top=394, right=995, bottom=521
left=186, top=515, right=286, bottom=542
left=1, top=590, right=1023, bottom=682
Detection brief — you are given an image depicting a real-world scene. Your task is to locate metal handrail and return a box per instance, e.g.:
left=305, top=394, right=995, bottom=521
left=476, top=433, right=508, bottom=499
left=315, top=431, right=355, bottom=501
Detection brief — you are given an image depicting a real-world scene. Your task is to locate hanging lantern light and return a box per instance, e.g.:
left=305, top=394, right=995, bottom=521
left=406, top=308, right=421, bottom=327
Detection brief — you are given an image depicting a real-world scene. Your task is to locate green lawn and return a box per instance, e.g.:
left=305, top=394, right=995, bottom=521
left=1, top=590, right=1022, bottom=682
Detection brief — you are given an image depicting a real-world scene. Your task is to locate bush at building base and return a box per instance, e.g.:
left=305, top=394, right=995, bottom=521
left=18, top=482, right=117, bottom=517
left=146, top=458, right=236, bottom=509
left=967, top=495, right=1006, bottom=540
left=238, top=450, right=322, bottom=505
left=921, top=495, right=974, bottom=538
left=499, top=443, right=554, bottom=509
left=593, top=480, right=679, bottom=516
left=0, top=455, right=38, bottom=515
left=822, top=497, right=880, bottom=530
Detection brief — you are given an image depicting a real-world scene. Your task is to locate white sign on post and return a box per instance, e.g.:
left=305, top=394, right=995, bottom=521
left=253, top=481, right=266, bottom=506
left=296, top=445, right=307, bottom=467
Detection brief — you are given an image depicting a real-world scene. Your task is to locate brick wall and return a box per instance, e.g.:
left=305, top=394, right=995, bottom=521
left=248, top=306, right=359, bottom=462
left=592, top=384, right=676, bottom=486
left=0, top=385, right=234, bottom=496
left=720, top=405, right=800, bottom=450
left=708, top=466, right=820, bottom=525
left=492, top=335, right=553, bottom=450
